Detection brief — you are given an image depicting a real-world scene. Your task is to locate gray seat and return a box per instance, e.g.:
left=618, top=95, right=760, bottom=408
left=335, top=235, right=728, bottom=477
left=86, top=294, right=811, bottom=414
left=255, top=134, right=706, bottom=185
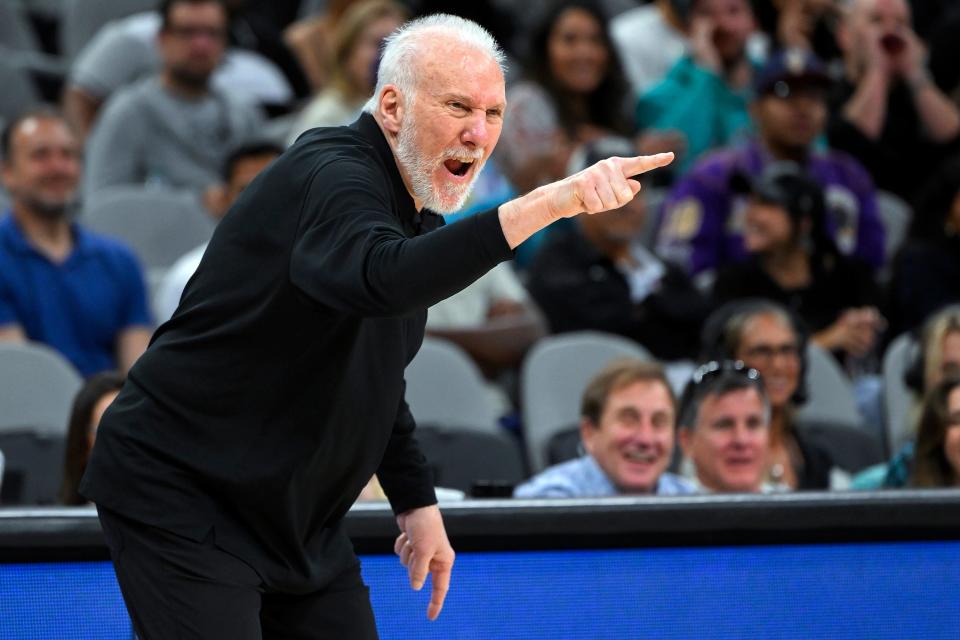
left=796, top=343, right=863, bottom=430
left=0, top=342, right=82, bottom=505
left=876, top=190, right=912, bottom=282
left=882, top=332, right=916, bottom=455
left=0, top=2, right=41, bottom=52
left=82, top=186, right=216, bottom=273
left=795, top=418, right=885, bottom=474
left=0, top=342, right=82, bottom=436
left=404, top=337, right=502, bottom=434
left=60, top=0, right=158, bottom=60
left=415, top=426, right=527, bottom=495
left=521, top=331, right=652, bottom=473
left=0, top=53, right=40, bottom=124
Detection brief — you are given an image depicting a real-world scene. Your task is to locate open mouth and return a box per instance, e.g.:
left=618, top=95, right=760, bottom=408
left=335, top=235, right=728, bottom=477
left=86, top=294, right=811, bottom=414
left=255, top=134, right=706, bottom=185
left=624, top=451, right=657, bottom=464
left=443, top=158, right=474, bottom=177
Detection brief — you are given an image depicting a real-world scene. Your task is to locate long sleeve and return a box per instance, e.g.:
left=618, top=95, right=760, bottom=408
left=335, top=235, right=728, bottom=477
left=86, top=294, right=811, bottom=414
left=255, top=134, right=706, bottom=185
left=377, top=384, right=437, bottom=515
left=290, top=157, right=513, bottom=317
left=84, top=92, right=145, bottom=195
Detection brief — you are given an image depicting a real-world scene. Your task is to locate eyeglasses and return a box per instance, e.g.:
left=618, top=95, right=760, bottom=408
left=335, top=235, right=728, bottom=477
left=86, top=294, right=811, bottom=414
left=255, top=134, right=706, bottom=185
left=742, top=343, right=800, bottom=363
left=691, top=360, right=762, bottom=386
left=166, top=25, right=226, bottom=41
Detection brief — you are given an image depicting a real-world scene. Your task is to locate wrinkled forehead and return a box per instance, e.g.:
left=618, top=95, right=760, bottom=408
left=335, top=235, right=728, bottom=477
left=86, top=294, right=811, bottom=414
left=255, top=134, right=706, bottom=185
left=414, top=36, right=506, bottom=103
left=850, top=0, right=910, bottom=22
left=12, top=116, right=76, bottom=151
left=701, top=386, right=765, bottom=418
left=741, top=312, right=797, bottom=344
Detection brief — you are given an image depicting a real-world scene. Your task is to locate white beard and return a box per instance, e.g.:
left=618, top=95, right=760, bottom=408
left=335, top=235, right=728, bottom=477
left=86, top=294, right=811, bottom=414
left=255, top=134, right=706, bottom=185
left=395, top=111, right=485, bottom=215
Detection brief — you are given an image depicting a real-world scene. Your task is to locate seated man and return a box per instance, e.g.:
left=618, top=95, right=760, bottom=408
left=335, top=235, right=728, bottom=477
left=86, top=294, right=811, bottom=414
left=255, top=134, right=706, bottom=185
left=678, top=360, right=774, bottom=493
left=514, top=359, right=696, bottom=498
left=83, top=0, right=264, bottom=197
left=527, top=137, right=709, bottom=361
left=656, top=48, right=884, bottom=282
left=64, top=0, right=304, bottom=144
left=0, top=109, right=152, bottom=376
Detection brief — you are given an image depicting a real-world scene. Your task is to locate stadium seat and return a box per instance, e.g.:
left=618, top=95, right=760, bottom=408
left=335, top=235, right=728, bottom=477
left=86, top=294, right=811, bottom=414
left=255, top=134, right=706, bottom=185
left=521, top=331, right=652, bottom=473
left=60, top=0, right=158, bottom=60
left=81, top=186, right=216, bottom=277
left=882, top=332, right=916, bottom=454
left=405, top=337, right=502, bottom=434
left=795, top=343, right=863, bottom=431
left=0, top=54, right=40, bottom=125
left=415, top=425, right=527, bottom=494
left=875, top=190, right=912, bottom=281
left=0, top=343, right=82, bottom=505
left=0, top=3, right=41, bottom=53
left=795, top=418, right=885, bottom=474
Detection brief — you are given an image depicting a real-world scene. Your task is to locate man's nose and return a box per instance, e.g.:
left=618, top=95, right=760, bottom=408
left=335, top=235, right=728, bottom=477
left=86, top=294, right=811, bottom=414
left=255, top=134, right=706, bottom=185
left=460, top=114, right=489, bottom=149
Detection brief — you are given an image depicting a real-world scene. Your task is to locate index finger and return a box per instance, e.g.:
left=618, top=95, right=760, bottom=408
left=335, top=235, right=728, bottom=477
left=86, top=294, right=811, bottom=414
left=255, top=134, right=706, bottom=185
left=619, top=152, right=675, bottom=177
left=427, top=562, right=452, bottom=621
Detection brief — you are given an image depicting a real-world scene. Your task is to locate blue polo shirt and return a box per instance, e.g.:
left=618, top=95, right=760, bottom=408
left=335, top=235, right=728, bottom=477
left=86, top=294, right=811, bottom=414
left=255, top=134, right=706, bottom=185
left=0, top=212, right=152, bottom=376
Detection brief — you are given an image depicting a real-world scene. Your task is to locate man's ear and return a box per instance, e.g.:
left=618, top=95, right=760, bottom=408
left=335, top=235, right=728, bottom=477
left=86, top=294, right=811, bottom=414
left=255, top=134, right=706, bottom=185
left=378, top=86, right=404, bottom=135
left=678, top=427, right=692, bottom=457
left=579, top=417, right=598, bottom=455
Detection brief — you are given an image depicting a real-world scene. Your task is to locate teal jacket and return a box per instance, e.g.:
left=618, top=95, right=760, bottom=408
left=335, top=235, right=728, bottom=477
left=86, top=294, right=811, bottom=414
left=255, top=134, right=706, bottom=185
left=635, top=56, right=755, bottom=175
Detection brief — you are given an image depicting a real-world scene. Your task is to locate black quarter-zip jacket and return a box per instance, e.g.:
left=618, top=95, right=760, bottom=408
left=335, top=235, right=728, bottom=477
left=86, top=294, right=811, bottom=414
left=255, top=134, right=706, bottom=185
left=81, top=113, right=513, bottom=591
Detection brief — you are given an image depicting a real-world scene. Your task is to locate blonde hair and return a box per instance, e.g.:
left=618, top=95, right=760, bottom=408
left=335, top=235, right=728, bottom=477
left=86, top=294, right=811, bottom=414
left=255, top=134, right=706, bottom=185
left=329, top=0, right=408, bottom=98
left=922, top=305, right=960, bottom=390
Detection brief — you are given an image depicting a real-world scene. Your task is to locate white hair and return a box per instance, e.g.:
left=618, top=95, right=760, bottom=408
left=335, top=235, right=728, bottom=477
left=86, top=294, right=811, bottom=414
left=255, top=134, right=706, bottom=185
left=362, top=13, right=506, bottom=114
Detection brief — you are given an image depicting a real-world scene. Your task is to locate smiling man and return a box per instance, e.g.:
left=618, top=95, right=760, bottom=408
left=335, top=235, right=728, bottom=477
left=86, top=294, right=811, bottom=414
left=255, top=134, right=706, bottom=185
left=678, top=361, right=772, bottom=493
left=80, top=13, right=674, bottom=640
left=515, top=359, right=696, bottom=498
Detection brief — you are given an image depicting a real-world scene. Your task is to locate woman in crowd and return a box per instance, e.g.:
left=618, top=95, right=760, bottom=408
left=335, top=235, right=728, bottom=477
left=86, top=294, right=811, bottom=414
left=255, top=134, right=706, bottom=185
left=496, top=0, right=633, bottom=195
left=59, top=372, right=125, bottom=506
left=912, top=376, right=960, bottom=488
left=853, top=304, right=960, bottom=488
left=704, top=299, right=842, bottom=489
left=855, top=375, right=960, bottom=489
left=287, top=0, right=407, bottom=143
left=712, top=164, right=884, bottom=374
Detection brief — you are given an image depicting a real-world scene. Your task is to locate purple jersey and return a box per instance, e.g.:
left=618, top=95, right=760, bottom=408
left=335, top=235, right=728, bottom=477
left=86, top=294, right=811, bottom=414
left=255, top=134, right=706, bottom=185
left=655, top=140, right=885, bottom=275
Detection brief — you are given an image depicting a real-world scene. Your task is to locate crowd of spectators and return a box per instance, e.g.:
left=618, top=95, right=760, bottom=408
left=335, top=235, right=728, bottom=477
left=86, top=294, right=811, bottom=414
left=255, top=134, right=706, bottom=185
left=2, top=0, right=960, bottom=505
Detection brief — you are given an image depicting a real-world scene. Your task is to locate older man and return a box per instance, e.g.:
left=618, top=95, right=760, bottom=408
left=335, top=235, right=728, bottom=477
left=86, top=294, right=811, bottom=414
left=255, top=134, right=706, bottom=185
left=678, top=361, right=773, bottom=493
left=81, top=14, right=674, bottom=639
left=0, top=109, right=151, bottom=376
left=515, top=359, right=696, bottom=498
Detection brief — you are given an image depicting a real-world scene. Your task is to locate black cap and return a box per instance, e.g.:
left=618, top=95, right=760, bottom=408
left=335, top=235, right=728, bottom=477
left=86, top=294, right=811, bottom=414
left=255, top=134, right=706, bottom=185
left=754, top=48, right=831, bottom=99
left=729, top=162, right=825, bottom=223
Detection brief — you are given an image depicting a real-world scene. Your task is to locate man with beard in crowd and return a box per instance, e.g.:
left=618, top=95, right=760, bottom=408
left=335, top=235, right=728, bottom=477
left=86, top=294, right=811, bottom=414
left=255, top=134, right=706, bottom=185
left=82, top=0, right=263, bottom=197
left=0, top=109, right=151, bottom=376
left=81, top=14, right=675, bottom=639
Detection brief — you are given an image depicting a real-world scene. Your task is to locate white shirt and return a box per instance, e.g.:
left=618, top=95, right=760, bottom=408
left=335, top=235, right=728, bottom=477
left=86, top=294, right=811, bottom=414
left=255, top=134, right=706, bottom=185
left=154, top=243, right=207, bottom=323
left=610, top=5, right=688, bottom=96
left=426, top=261, right=530, bottom=329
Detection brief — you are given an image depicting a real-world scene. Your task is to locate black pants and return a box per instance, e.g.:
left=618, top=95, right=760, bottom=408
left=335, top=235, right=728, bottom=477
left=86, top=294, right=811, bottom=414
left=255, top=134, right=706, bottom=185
left=97, top=507, right=379, bottom=640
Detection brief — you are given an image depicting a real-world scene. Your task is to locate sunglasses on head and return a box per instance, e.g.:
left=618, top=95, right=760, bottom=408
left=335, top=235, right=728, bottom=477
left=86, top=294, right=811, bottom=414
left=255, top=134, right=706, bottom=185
left=691, top=360, right=762, bottom=386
